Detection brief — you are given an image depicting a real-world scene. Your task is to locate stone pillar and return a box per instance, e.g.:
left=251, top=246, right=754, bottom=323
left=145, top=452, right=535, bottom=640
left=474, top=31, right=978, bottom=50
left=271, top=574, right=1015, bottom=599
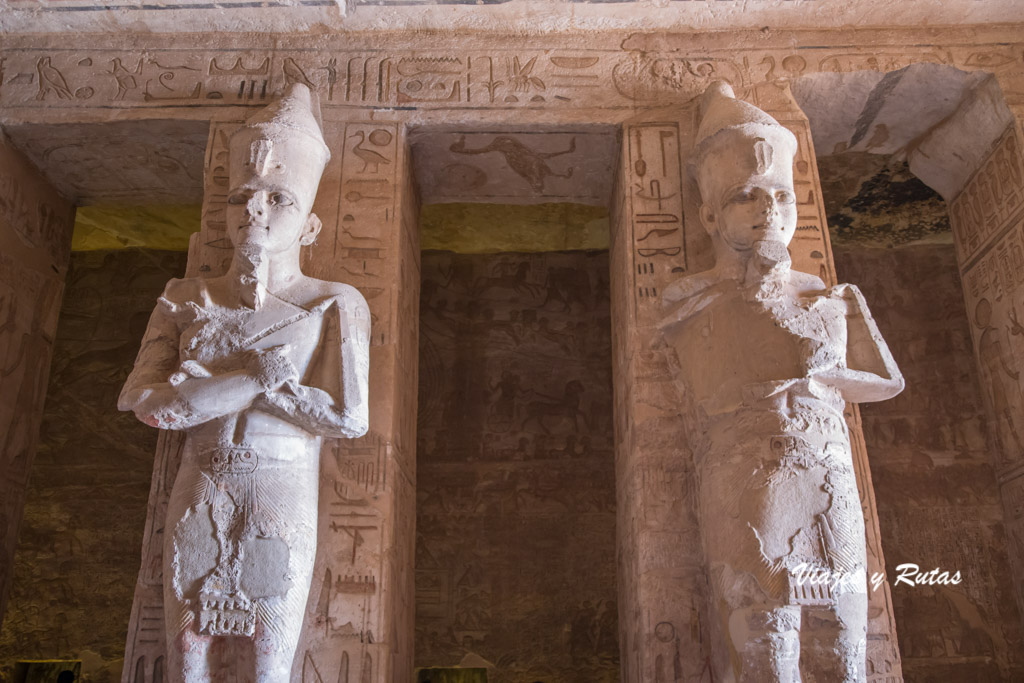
left=0, top=131, right=75, bottom=625
left=915, top=73, right=1024, bottom=630
left=121, top=113, right=418, bottom=683
left=612, top=84, right=902, bottom=682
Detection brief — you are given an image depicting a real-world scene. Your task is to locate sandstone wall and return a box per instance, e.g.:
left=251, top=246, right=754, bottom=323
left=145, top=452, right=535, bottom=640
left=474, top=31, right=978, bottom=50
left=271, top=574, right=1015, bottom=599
left=0, top=249, right=186, bottom=683
left=835, top=244, right=1024, bottom=682
left=0, top=134, right=74, bottom=628
left=4, top=24, right=1024, bottom=683
left=414, top=250, right=618, bottom=682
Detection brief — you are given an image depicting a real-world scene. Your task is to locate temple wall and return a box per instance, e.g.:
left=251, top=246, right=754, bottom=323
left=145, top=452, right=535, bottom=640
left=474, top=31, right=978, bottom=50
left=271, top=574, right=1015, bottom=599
left=1, top=23, right=1023, bottom=683
left=0, top=249, right=186, bottom=683
left=414, top=250, right=618, bottom=682
left=836, top=244, right=1024, bottom=681
left=0, top=134, right=74, bottom=627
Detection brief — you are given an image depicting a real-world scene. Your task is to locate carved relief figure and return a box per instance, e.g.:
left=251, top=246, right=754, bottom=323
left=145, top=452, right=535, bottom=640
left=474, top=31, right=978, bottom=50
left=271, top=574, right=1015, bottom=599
left=975, top=296, right=1024, bottom=460
left=119, top=84, right=370, bottom=682
left=659, top=82, right=904, bottom=682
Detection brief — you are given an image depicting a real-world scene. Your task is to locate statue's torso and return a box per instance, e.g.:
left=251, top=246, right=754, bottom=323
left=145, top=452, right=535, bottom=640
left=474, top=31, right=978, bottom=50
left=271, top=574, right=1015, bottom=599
left=167, top=276, right=337, bottom=457
left=666, top=281, right=849, bottom=425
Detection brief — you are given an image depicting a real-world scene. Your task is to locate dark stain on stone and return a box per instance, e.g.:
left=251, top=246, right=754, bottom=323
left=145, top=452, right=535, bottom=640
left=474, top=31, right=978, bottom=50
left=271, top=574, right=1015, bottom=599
left=821, top=154, right=951, bottom=248
left=850, top=68, right=907, bottom=149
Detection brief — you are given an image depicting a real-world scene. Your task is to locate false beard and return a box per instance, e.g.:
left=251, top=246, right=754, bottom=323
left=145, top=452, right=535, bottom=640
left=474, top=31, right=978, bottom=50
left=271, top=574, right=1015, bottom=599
left=235, top=246, right=270, bottom=309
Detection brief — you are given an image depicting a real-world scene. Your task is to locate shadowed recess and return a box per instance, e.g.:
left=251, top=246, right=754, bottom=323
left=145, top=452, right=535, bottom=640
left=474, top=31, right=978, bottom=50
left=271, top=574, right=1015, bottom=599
left=818, top=154, right=951, bottom=248
left=72, top=205, right=200, bottom=251
left=420, top=202, right=609, bottom=253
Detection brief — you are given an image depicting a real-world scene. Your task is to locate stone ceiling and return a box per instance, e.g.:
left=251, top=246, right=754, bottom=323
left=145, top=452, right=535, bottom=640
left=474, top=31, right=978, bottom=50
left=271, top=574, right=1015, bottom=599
left=0, top=0, right=1017, bottom=35
left=411, top=128, right=617, bottom=207
left=2, top=119, right=209, bottom=205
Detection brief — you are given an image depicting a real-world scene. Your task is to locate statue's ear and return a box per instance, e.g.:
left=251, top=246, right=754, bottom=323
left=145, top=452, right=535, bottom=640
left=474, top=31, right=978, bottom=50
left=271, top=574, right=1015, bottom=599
left=699, top=204, right=716, bottom=234
left=300, top=212, right=323, bottom=246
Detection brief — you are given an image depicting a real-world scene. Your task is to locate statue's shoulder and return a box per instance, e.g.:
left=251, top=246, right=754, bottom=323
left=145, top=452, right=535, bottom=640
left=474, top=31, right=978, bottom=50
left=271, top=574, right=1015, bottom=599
left=157, top=276, right=216, bottom=313
left=662, top=270, right=723, bottom=305
left=299, top=277, right=370, bottom=315
left=660, top=270, right=731, bottom=331
left=790, top=270, right=829, bottom=298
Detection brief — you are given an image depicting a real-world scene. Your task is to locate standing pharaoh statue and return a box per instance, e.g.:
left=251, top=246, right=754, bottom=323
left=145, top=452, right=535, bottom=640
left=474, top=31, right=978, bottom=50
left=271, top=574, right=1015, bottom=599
left=660, top=82, right=904, bottom=681
left=120, top=84, right=370, bottom=682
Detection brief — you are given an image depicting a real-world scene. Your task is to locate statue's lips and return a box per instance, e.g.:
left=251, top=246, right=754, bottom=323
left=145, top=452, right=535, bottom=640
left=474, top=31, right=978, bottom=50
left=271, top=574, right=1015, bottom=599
left=238, top=223, right=269, bottom=231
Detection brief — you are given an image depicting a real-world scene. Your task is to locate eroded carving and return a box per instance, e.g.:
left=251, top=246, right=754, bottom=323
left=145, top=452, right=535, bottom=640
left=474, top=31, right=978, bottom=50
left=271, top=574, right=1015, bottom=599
left=119, top=84, right=370, bottom=682
left=660, top=82, right=904, bottom=682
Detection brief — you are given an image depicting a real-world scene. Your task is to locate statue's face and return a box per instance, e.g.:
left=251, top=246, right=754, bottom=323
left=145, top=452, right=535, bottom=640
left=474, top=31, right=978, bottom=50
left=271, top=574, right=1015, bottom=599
left=703, top=174, right=797, bottom=253
left=225, top=175, right=316, bottom=254
left=226, top=133, right=324, bottom=254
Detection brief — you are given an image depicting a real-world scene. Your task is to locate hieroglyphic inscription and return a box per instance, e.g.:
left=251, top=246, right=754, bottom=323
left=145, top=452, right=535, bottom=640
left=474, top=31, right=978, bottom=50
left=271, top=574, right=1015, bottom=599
left=950, top=125, right=1024, bottom=269
left=956, top=124, right=1024, bottom=474
left=313, top=122, right=401, bottom=348
left=623, top=122, right=687, bottom=321
left=1, top=38, right=1023, bottom=114
left=773, top=115, right=837, bottom=286
left=122, top=118, right=404, bottom=683
left=0, top=138, right=73, bottom=627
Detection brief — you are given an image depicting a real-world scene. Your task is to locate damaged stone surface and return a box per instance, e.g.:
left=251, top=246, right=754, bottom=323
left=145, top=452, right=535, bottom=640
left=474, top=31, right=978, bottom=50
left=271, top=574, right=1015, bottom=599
left=118, top=85, right=370, bottom=682
left=659, top=82, right=904, bottom=681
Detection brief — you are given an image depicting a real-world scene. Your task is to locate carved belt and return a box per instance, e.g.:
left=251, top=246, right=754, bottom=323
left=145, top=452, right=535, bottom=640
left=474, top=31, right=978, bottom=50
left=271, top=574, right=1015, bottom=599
left=206, top=447, right=258, bottom=474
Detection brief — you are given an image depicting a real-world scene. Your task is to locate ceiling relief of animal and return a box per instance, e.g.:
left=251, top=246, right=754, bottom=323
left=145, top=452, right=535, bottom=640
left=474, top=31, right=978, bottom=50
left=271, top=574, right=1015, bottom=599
left=449, top=135, right=576, bottom=193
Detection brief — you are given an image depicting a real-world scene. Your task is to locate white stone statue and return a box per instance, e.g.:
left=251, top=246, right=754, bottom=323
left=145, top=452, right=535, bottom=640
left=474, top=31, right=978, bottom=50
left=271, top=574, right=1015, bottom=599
left=119, top=84, right=370, bottom=682
left=660, top=82, right=904, bottom=682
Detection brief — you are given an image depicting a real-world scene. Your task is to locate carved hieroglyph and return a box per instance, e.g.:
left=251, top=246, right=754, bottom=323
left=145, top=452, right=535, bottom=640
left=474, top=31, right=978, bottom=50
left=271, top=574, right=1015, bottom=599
left=949, top=119, right=1024, bottom=627
left=119, top=84, right=370, bottom=682
left=659, top=83, right=904, bottom=682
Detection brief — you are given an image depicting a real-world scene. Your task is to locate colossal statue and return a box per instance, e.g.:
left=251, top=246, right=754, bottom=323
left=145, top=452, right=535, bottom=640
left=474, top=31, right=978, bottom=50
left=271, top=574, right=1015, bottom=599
left=660, top=82, right=904, bottom=681
left=119, top=84, right=370, bottom=682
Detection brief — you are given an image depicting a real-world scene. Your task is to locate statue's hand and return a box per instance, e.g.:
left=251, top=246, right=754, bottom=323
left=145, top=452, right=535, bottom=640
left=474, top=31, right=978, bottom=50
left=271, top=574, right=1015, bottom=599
left=247, top=345, right=299, bottom=391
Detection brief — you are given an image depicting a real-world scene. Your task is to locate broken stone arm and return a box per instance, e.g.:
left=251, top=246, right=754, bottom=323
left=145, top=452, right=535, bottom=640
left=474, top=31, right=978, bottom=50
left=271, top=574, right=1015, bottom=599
left=256, top=379, right=367, bottom=439
left=811, top=283, right=905, bottom=404
left=118, top=332, right=297, bottom=430
left=253, top=299, right=370, bottom=439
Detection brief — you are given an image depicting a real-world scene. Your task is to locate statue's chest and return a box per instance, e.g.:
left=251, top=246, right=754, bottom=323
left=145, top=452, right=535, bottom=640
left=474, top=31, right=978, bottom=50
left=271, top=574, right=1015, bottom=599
left=178, top=301, right=323, bottom=370
left=672, top=292, right=847, bottom=394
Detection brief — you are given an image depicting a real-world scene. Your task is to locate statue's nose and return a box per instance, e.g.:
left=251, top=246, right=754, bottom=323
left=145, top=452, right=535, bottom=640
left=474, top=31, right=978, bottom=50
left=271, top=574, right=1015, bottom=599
left=246, top=193, right=267, bottom=217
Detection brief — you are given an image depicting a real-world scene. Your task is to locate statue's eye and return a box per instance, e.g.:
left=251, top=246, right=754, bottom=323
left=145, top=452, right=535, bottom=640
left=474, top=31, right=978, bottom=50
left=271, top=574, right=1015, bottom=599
left=227, top=193, right=248, bottom=205
left=269, top=192, right=293, bottom=206
left=776, top=190, right=795, bottom=204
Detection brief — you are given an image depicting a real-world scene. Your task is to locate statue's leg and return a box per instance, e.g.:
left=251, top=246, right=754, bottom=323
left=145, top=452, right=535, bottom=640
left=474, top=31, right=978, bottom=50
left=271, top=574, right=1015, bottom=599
left=164, top=458, right=218, bottom=683
left=250, top=602, right=304, bottom=683
left=799, top=592, right=868, bottom=683
left=726, top=603, right=801, bottom=683
left=247, top=460, right=320, bottom=683
left=166, top=625, right=213, bottom=683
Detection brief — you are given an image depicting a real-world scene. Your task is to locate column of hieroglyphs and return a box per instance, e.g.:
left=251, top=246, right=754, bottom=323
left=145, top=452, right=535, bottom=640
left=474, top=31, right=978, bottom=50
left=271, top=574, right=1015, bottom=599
left=0, top=132, right=75, bottom=625
left=915, top=71, right=1024, bottom=630
left=612, top=102, right=710, bottom=683
left=611, top=82, right=903, bottom=683
left=120, top=111, right=418, bottom=683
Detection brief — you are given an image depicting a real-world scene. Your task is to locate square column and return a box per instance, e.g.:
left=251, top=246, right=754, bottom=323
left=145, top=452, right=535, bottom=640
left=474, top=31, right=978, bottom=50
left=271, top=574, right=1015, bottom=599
left=938, top=88, right=1024, bottom=631
left=0, top=133, right=75, bottom=626
left=610, top=84, right=902, bottom=682
left=121, top=114, right=418, bottom=683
